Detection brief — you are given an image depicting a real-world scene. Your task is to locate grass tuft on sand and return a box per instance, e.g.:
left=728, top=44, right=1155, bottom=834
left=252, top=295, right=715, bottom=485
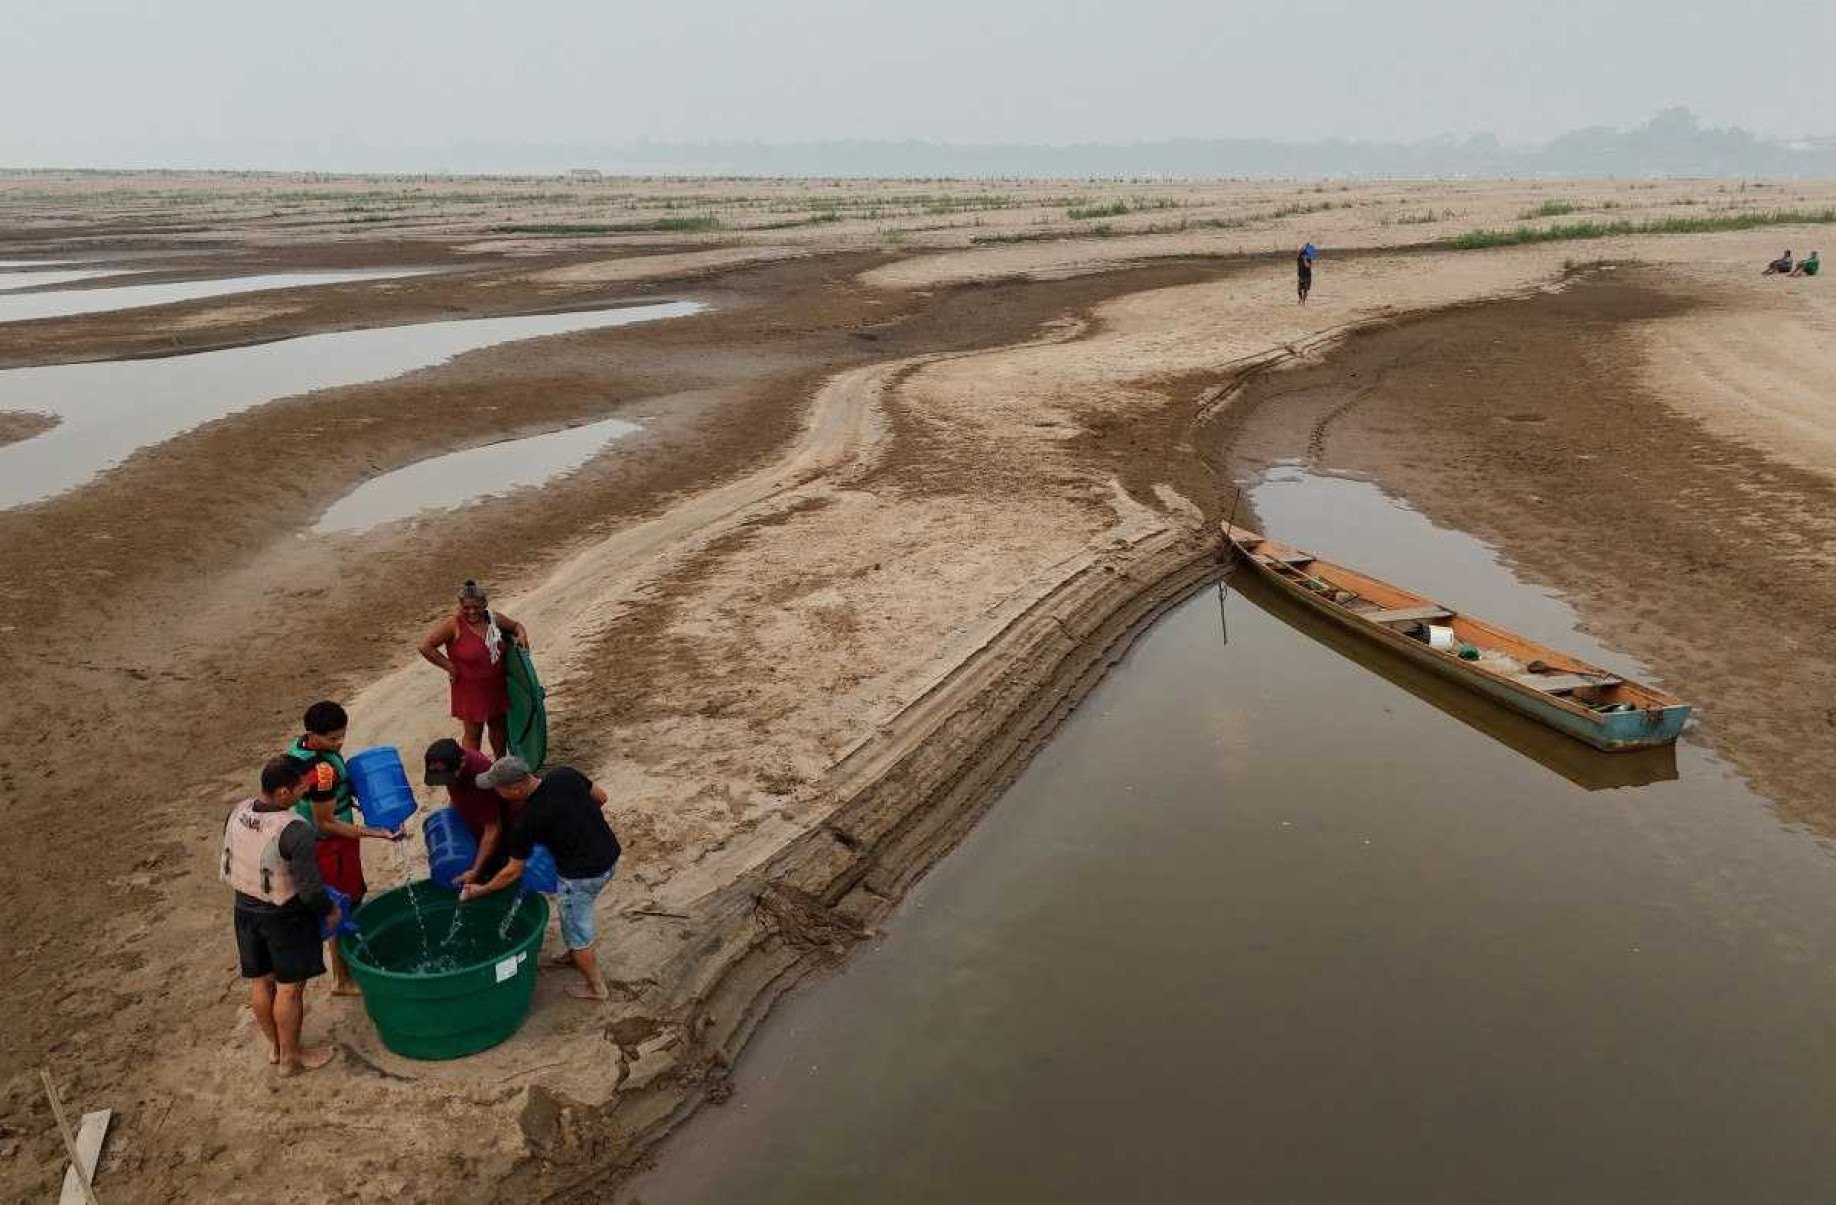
left=490, top=215, right=723, bottom=235
left=1518, top=199, right=1580, bottom=219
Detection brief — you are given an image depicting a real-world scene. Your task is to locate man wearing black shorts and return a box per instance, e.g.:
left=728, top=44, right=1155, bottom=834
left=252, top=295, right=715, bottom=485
left=222, top=757, right=340, bottom=1074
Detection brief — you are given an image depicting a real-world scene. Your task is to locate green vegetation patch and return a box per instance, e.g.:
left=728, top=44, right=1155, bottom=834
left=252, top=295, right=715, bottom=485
left=1450, top=208, right=1836, bottom=249
left=489, top=215, right=723, bottom=235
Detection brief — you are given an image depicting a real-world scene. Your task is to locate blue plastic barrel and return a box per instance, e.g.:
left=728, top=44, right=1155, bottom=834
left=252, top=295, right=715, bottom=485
left=321, top=885, right=361, bottom=940
left=522, top=845, right=559, bottom=894
left=424, top=807, right=478, bottom=890
left=346, top=746, right=417, bottom=831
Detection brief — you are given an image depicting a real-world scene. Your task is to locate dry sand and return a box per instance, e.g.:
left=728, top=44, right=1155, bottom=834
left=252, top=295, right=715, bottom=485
left=0, top=175, right=1833, bottom=1200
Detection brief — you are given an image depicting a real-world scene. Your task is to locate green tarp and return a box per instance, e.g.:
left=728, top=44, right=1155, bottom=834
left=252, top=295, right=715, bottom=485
left=505, top=645, right=548, bottom=771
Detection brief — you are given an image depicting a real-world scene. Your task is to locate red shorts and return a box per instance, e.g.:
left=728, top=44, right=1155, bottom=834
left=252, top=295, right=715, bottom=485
left=315, top=833, right=367, bottom=901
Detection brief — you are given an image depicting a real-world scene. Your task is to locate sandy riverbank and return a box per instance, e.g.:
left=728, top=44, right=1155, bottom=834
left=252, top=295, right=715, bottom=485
left=1, top=177, right=1833, bottom=1200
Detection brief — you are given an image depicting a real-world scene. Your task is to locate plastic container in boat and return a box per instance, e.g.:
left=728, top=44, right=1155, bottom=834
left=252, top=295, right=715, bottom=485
left=424, top=807, right=478, bottom=890
left=1426, top=625, right=1458, bottom=652
left=343, top=882, right=548, bottom=1060
left=345, top=746, right=417, bottom=830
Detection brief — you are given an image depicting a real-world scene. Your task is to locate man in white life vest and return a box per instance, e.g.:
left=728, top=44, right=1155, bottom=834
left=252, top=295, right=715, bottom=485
left=222, top=756, right=341, bottom=1075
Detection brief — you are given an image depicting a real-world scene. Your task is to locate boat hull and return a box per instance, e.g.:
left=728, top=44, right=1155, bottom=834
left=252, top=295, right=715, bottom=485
left=1227, top=535, right=1689, bottom=752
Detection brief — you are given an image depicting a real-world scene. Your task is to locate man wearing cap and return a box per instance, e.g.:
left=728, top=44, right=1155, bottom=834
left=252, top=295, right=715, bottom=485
left=460, top=756, right=621, bottom=1001
left=423, top=737, right=518, bottom=886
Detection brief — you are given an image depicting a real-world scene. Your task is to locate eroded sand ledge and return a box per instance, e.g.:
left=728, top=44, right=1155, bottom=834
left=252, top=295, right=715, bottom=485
left=509, top=522, right=1220, bottom=1196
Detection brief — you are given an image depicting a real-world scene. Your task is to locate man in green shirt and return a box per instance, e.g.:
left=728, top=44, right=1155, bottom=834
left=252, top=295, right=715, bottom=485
left=1790, top=251, right=1820, bottom=277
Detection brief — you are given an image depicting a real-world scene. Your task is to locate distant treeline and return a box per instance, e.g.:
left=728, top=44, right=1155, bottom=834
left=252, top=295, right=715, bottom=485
left=578, top=109, right=1836, bottom=180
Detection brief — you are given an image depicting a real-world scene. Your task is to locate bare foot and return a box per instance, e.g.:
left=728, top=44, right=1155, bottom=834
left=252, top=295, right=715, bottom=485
left=267, top=1044, right=280, bottom=1065
left=331, top=980, right=363, bottom=997
left=278, top=1045, right=336, bottom=1076
left=565, top=982, right=609, bottom=1002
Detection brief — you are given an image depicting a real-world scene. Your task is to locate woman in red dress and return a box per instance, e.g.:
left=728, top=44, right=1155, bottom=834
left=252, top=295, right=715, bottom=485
left=419, top=580, right=530, bottom=756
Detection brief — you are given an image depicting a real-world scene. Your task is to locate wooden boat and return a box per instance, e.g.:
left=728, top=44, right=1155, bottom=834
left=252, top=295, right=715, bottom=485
left=1224, top=523, right=1690, bottom=751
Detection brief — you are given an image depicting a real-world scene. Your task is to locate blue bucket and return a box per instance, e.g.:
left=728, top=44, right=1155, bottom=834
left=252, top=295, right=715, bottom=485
left=522, top=845, right=559, bottom=894
left=320, top=885, right=361, bottom=940
left=423, top=807, right=478, bottom=890
left=346, top=746, right=417, bottom=831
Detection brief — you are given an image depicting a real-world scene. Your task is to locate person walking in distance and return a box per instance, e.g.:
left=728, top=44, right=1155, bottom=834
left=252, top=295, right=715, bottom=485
left=460, top=756, right=621, bottom=1002
left=223, top=757, right=341, bottom=1074
left=1297, top=242, right=1317, bottom=303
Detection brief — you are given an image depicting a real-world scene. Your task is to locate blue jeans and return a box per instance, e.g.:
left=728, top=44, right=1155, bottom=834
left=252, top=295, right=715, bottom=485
left=556, top=865, right=615, bottom=950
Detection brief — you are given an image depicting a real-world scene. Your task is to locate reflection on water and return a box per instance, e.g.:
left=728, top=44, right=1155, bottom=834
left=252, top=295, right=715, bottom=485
left=0, top=300, right=701, bottom=508
left=1240, top=574, right=1678, bottom=789
left=0, top=268, right=431, bottom=324
left=312, top=416, right=641, bottom=534
left=627, top=472, right=1836, bottom=1205
left=1241, top=469, right=1680, bottom=789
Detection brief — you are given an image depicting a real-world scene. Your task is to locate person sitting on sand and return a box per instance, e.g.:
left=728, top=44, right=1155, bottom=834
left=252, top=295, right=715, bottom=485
left=460, top=755, right=621, bottom=1002
left=419, top=580, right=530, bottom=758
left=287, top=700, right=405, bottom=996
left=1763, top=249, right=1794, bottom=275
left=223, top=757, right=340, bottom=1075
left=1790, top=251, right=1820, bottom=277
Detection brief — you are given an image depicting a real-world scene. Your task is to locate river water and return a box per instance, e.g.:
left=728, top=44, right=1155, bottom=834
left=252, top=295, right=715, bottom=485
left=0, top=267, right=432, bottom=323
left=0, top=300, right=700, bottom=508
left=626, top=471, right=1836, bottom=1204
left=311, top=415, right=642, bottom=534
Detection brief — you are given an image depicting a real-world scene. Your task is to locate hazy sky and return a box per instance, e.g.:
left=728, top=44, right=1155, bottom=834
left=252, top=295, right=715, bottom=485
left=4, top=0, right=1832, bottom=168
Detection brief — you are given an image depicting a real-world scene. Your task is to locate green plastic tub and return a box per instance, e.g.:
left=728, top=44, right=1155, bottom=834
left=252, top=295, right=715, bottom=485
left=341, top=881, right=549, bottom=1060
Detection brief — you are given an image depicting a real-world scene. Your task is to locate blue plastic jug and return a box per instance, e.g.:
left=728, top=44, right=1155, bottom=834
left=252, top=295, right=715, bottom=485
left=345, top=746, right=417, bottom=831
left=424, top=807, right=478, bottom=890
left=321, top=885, right=361, bottom=940
left=522, top=844, right=559, bottom=894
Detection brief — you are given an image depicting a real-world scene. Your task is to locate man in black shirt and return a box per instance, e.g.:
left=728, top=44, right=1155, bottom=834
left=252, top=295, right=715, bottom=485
left=462, top=756, right=622, bottom=1001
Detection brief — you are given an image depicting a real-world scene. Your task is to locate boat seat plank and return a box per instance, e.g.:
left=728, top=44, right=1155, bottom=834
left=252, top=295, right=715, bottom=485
left=1363, top=605, right=1454, bottom=624
left=1509, top=671, right=1622, bottom=695
left=1272, top=551, right=1315, bottom=565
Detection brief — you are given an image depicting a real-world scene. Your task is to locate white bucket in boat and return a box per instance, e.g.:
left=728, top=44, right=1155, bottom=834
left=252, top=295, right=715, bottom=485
left=1426, top=625, right=1458, bottom=651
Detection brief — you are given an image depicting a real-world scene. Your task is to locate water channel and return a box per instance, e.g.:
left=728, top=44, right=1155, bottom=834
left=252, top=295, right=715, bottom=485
left=312, top=415, right=641, bottom=534
left=626, top=470, right=1836, bottom=1204
left=0, top=267, right=137, bottom=292
left=0, top=300, right=701, bottom=508
left=0, top=267, right=436, bottom=324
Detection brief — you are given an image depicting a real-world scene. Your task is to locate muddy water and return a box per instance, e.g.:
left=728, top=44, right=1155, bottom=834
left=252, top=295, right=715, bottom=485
left=0, top=268, right=428, bottom=323
left=311, top=415, right=641, bottom=534
left=628, top=472, right=1836, bottom=1204
left=0, top=300, right=700, bottom=508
